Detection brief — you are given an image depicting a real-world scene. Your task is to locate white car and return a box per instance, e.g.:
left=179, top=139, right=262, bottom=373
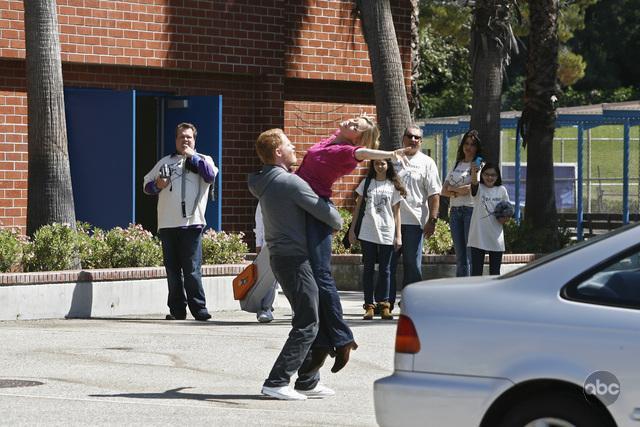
left=374, top=223, right=640, bottom=427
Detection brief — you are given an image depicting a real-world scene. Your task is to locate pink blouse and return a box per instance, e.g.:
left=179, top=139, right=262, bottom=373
left=296, top=133, right=362, bottom=199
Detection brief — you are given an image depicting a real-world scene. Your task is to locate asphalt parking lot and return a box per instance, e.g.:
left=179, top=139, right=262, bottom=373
left=0, top=291, right=396, bottom=426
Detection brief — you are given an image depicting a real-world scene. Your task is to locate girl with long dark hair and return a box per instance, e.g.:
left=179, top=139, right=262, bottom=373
left=348, top=159, right=406, bottom=320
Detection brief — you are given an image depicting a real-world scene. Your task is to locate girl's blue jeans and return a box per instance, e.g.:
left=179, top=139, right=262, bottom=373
left=449, top=206, right=473, bottom=277
left=360, top=240, right=394, bottom=305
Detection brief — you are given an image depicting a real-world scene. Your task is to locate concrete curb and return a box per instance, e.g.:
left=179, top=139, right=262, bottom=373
left=0, top=254, right=537, bottom=321
left=0, top=265, right=246, bottom=321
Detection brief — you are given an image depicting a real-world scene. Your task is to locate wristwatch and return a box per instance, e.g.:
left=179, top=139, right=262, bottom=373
left=428, top=217, right=438, bottom=225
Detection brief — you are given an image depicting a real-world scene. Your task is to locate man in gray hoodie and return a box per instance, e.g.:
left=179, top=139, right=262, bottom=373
left=248, top=128, right=343, bottom=401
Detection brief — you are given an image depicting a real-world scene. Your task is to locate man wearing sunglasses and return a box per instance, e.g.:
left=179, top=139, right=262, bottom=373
left=390, top=125, right=441, bottom=312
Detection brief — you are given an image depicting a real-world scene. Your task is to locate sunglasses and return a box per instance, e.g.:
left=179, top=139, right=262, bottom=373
left=405, top=133, right=422, bottom=140
left=483, top=172, right=498, bottom=178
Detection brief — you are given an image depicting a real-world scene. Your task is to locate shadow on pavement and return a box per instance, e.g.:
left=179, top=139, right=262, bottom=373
left=85, top=317, right=293, bottom=327
left=90, top=386, right=274, bottom=403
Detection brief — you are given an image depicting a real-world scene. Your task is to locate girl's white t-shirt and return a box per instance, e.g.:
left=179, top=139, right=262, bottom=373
left=355, top=178, right=402, bottom=245
left=467, top=184, right=510, bottom=252
left=445, top=161, right=476, bottom=208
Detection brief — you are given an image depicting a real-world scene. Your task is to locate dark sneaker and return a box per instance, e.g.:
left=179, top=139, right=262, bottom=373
left=165, top=313, right=186, bottom=320
left=194, top=313, right=212, bottom=321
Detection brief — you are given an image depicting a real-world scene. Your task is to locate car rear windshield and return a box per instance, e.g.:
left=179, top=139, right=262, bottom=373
left=498, top=223, right=639, bottom=279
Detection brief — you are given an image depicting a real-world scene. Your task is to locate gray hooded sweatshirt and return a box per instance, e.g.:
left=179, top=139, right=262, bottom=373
left=248, top=165, right=343, bottom=257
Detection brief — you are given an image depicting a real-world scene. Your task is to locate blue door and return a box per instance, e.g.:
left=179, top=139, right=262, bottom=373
left=64, top=88, right=136, bottom=230
left=163, top=96, right=222, bottom=230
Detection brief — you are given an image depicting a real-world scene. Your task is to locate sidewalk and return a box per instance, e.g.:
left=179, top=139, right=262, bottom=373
left=0, top=291, right=396, bottom=426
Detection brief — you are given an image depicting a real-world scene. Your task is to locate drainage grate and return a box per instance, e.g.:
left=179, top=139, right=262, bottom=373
left=0, top=379, right=44, bottom=389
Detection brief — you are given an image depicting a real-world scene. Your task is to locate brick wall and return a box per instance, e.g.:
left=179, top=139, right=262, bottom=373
left=2, top=0, right=286, bottom=75
left=0, top=0, right=414, bottom=246
left=285, top=0, right=412, bottom=87
left=0, top=60, right=27, bottom=230
left=0, top=59, right=268, bottom=234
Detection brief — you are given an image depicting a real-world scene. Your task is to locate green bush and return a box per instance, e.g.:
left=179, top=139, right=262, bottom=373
left=76, top=222, right=111, bottom=269
left=105, top=224, right=163, bottom=268
left=0, top=228, right=25, bottom=272
left=23, top=223, right=80, bottom=272
left=332, top=208, right=361, bottom=254
left=202, top=229, right=248, bottom=264
left=7, top=223, right=249, bottom=272
left=504, top=219, right=572, bottom=254
left=424, top=219, right=453, bottom=255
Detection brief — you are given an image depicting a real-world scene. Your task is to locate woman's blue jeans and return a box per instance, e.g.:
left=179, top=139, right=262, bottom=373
left=360, top=240, right=394, bottom=305
left=306, top=213, right=354, bottom=348
left=449, top=206, right=473, bottom=277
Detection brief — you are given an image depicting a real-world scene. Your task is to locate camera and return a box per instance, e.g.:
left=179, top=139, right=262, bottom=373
left=159, top=164, right=171, bottom=179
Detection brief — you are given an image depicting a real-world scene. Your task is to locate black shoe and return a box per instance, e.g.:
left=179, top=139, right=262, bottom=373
left=194, top=313, right=212, bottom=321
left=165, top=313, right=186, bottom=320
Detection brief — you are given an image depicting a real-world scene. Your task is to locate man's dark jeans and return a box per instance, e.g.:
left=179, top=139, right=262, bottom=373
left=158, top=227, right=209, bottom=318
left=390, top=224, right=424, bottom=305
left=306, top=214, right=354, bottom=348
left=263, top=255, right=321, bottom=390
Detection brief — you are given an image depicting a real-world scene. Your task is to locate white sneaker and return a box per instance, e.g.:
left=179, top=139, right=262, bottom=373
left=261, top=385, right=307, bottom=400
left=296, top=383, right=335, bottom=398
left=257, top=310, right=274, bottom=323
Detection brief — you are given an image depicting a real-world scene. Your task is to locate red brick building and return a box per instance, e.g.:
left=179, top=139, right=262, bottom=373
left=0, top=1, right=413, bottom=246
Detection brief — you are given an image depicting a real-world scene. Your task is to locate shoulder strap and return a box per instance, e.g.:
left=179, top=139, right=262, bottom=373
left=362, top=176, right=372, bottom=199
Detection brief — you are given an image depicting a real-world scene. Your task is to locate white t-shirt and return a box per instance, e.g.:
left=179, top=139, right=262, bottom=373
left=467, top=184, right=510, bottom=252
left=355, top=178, right=402, bottom=245
left=392, top=151, right=442, bottom=227
left=254, top=203, right=265, bottom=248
left=445, top=161, right=476, bottom=208
left=143, top=153, right=217, bottom=230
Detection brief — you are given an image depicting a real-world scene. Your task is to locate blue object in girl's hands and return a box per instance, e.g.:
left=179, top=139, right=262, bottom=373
left=474, top=156, right=483, bottom=168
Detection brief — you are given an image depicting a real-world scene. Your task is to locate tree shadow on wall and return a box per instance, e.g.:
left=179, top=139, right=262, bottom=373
left=66, top=279, right=93, bottom=319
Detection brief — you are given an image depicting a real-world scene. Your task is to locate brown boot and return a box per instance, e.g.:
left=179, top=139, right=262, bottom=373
left=331, top=341, right=358, bottom=373
left=363, top=304, right=375, bottom=320
left=306, top=347, right=334, bottom=372
left=378, top=302, right=393, bottom=320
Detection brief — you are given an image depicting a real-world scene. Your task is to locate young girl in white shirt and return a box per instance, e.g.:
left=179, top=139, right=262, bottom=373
left=348, top=159, right=406, bottom=320
left=468, top=162, right=510, bottom=276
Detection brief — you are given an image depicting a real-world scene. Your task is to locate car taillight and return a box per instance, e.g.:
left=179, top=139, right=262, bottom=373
left=395, top=314, right=420, bottom=354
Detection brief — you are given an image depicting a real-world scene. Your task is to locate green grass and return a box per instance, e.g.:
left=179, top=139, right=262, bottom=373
left=422, top=124, right=640, bottom=213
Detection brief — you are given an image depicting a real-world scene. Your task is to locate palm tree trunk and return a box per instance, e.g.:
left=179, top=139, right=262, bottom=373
left=24, top=0, right=77, bottom=238
left=522, top=0, right=559, bottom=237
left=356, top=0, right=412, bottom=150
left=469, top=0, right=511, bottom=164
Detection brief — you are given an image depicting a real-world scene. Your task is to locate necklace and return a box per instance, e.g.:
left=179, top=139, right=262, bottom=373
left=372, top=179, right=387, bottom=214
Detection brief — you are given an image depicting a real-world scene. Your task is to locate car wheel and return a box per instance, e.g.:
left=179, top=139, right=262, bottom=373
left=498, top=392, right=612, bottom=427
